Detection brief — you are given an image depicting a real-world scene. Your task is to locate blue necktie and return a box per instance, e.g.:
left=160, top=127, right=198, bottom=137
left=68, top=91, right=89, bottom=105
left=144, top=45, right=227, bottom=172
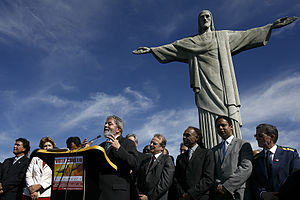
left=188, top=149, right=193, bottom=160
left=222, top=141, right=227, bottom=162
left=266, top=150, right=274, bottom=190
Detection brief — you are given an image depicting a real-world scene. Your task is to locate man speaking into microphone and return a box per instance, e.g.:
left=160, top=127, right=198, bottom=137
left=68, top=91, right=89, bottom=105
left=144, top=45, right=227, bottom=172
left=98, top=115, right=139, bottom=200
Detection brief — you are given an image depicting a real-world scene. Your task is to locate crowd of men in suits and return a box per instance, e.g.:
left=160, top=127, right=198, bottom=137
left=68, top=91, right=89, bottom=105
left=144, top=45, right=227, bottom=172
left=0, top=115, right=299, bottom=200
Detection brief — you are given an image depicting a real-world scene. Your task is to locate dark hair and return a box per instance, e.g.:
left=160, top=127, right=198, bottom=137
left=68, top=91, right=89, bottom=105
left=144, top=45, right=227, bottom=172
left=215, top=115, right=233, bottom=126
left=153, top=133, right=167, bottom=148
left=187, top=126, right=205, bottom=148
left=66, top=137, right=81, bottom=148
left=16, top=138, right=30, bottom=155
left=256, top=124, right=278, bottom=143
left=39, top=136, right=56, bottom=149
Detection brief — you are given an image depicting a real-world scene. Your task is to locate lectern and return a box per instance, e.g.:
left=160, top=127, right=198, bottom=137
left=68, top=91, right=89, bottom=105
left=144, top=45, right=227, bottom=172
left=35, top=146, right=117, bottom=200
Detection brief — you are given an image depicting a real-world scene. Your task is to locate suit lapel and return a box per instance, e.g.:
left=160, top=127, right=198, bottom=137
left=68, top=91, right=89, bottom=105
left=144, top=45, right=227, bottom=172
left=9, top=156, right=26, bottom=172
left=148, top=154, right=163, bottom=172
left=190, top=146, right=201, bottom=162
left=7, top=157, right=14, bottom=169
left=214, top=143, right=223, bottom=167
left=223, top=137, right=236, bottom=162
left=272, top=147, right=282, bottom=178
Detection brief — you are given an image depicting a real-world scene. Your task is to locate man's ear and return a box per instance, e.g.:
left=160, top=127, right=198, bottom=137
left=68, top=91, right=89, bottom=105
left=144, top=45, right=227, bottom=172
left=270, top=134, right=276, bottom=142
left=117, top=127, right=122, bottom=134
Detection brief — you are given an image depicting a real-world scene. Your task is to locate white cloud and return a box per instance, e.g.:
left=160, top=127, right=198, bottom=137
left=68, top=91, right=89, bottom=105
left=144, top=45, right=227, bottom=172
left=0, top=87, right=153, bottom=134
left=0, top=0, right=107, bottom=75
left=148, top=12, right=192, bottom=39
left=59, top=83, right=77, bottom=92
left=23, top=94, right=71, bottom=108
left=0, top=132, right=15, bottom=161
left=0, top=132, right=14, bottom=145
left=240, top=73, right=300, bottom=151
left=241, top=73, right=300, bottom=124
left=59, top=88, right=153, bottom=131
left=216, top=0, right=298, bottom=28
left=133, top=107, right=198, bottom=157
left=0, top=0, right=107, bottom=49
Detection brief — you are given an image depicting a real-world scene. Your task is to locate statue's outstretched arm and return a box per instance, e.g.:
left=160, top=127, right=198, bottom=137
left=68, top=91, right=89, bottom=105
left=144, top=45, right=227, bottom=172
left=271, top=16, right=297, bottom=29
left=132, top=47, right=151, bottom=54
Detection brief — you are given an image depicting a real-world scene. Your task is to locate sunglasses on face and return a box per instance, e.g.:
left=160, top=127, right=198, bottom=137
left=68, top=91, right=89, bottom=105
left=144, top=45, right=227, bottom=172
left=254, top=133, right=265, bottom=138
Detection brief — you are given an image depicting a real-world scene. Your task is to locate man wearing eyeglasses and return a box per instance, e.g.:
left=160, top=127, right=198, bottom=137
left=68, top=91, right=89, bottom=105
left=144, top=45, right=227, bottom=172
left=252, top=124, right=300, bottom=200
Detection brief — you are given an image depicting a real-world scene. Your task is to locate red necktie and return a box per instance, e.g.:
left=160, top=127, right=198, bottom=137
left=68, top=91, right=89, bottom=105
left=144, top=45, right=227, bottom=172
left=148, top=156, right=155, bottom=169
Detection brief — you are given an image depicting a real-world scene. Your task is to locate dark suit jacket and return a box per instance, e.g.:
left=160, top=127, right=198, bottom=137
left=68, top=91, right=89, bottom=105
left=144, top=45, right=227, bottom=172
left=212, top=137, right=253, bottom=200
left=174, top=146, right=214, bottom=200
left=278, top=170, right=300, bottom=200
left=252, top=146, right=300, bottom=199
left=99, top=135, right=139, bottom=200
left=0, top=156, right=29, bottom=200
left=137, top=153, right=175, bottom=200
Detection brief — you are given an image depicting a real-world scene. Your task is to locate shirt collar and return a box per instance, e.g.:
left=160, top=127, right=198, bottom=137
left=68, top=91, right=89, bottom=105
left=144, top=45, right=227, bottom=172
left=190, top=143, right=199, bottom=152
left=14, top=155, right=24, bottom=163
left=153, top=152, right=162, bottom=159
left=265, top=144, right=277, bottom=155
left=223, top=135, right=234, bottom=145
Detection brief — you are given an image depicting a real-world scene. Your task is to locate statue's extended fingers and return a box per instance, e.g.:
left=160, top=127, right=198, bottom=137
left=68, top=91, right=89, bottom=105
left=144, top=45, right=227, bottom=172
left=288, top=16, right=297, bottom=22
left=132, top=49, right=140, bottom=54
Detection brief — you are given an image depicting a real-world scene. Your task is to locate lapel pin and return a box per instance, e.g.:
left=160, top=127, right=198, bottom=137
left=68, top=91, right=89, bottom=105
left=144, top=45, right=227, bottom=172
left=274, top=159, right=279, bottom=162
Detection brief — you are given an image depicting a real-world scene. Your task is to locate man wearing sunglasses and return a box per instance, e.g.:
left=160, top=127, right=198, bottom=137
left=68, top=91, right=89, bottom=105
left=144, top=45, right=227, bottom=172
left=252, top=124, right=300, bottom=200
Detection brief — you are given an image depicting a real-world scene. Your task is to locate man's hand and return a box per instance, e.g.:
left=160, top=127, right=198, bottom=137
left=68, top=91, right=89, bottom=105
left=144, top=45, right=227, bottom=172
left=139, top=194, right=148, bottom=200
left=133, top=47, right=151, bottom=54
left=30, top=191, right=39, bottom=200
left=106, top=135, right=121, bottom=150
left=81, top=138, right=93, bottom=148
left=29, top=184, right=41, bottom=193
left=216, top=185, right=235, bottom=199
left=216, top=184, right=226, bottom=195
left=261, top=192, right=280, bottom=200
left=271, top=16, right=297, bottom=29
left=0, top=183, right=3, bottom=194
left=180, top=193, right=191, bottom=200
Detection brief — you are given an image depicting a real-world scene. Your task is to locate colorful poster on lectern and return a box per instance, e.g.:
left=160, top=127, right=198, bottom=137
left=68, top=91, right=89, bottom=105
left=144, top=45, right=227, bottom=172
left=53, top=156, right=84, bottom=190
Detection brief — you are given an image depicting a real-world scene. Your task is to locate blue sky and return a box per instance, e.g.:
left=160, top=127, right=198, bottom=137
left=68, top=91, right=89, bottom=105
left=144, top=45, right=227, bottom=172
left=0, top=0, right=299, bottom=161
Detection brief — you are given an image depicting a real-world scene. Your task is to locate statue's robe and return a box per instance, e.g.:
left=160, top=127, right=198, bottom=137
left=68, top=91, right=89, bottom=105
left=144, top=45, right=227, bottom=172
left=151, top=24, right=272, bottom=148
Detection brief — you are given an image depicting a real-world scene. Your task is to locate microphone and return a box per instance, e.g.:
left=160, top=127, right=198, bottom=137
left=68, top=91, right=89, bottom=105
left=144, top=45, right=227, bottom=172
left=79, top=135, right=102, bottom=149
left=88, top=135, right=101, bottom=143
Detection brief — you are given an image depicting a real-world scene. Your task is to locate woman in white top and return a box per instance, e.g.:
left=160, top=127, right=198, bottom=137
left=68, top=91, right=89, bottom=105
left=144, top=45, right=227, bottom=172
left=22, top=137, right=56, bottom=200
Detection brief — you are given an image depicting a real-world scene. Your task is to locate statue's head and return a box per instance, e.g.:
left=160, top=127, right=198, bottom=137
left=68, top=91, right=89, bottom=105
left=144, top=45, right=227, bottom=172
left=198, top=10, right=215, bottom=34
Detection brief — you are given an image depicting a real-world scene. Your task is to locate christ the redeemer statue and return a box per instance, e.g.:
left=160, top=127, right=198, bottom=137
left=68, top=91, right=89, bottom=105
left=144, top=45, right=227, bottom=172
left=133, top=10, right=296, bottom=148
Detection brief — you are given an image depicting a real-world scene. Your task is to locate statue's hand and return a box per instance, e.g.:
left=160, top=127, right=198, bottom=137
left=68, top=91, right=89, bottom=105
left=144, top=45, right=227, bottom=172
left=132, top=47, right=151, bottom=54
left=271, top=16, right=297, bottom=29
